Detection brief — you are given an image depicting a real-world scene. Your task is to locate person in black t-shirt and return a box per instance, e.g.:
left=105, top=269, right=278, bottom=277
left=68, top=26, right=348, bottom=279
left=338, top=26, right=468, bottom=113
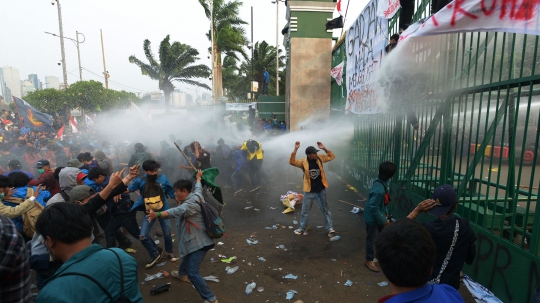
left=191, top=142, right=212, bottom=170
left=407, top=184, right=476, bottom=290
left=289, top=141, right=336, bottom=237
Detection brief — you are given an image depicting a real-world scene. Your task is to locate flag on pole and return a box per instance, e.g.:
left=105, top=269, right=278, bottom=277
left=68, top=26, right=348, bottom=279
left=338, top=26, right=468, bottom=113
left=70, top=116, right=78, bottom=133
left=336, top=0, right=343, bottom=15
left=56, top=126, right=65, bottom=139
left=12, top=97, right=54, bottom=132
left=85, top=114, right=94, bottom=125
left=193, top=167, right=223, bottom=204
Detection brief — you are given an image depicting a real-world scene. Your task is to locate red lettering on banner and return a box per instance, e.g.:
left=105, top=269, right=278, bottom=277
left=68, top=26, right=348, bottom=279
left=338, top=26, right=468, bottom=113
left=500, top=0, right=519, bottom=19
left=514, top=0, right=540, bottom=20
left=421, top=15, right=439, bottom=27
left=451, top=0, right=479, bottom=25
left=481, top=0, right=497, bottom=15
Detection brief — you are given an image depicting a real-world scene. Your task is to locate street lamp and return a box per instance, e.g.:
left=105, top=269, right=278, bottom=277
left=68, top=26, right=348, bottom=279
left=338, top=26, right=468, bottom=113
left=272, top=0, right=285, bottom=96
left=51, top=0, right=68, bottom=88
left=45, top=31, right=85, bottom=81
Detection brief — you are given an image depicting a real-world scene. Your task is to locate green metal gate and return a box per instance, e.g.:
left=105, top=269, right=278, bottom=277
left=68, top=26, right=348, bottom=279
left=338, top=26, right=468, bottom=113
left=331, top=1, right=540, bottom=302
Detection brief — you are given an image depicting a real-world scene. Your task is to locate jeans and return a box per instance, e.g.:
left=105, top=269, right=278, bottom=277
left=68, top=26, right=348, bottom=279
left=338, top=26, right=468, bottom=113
left=231, top=169, right=248, bottom=190
left=140, top=214, right=173, bottom=257
left=105, top=213, right=140, bottom=248
left=179, top=247, right=216, bottom=301
left=365, top=223, right=385, bottom=261
left=299, top=189, right=333, bottom=232
left=249, top=159, right=262, bottom=187
left=262, top=82, right=268, bottom=95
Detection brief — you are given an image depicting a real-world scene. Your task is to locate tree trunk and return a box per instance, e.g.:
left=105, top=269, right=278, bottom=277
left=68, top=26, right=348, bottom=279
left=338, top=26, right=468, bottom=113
left=215, top=49, right=223, bottom=103
left=163, top=89, right=172, bottom=110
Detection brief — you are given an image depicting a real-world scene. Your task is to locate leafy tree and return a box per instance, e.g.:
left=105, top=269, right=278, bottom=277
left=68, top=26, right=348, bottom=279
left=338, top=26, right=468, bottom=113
left=24, top=80, right=139, bottom=121
left=129, top=35, right=211, bottom=109
left=224, top=41, right=286, bottom=99
left=199, top=0, right=248, bottom=102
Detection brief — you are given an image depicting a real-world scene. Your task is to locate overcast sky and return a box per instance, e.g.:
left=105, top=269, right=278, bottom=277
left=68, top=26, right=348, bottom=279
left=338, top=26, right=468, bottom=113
left=1, top=0, right=367, bottom=97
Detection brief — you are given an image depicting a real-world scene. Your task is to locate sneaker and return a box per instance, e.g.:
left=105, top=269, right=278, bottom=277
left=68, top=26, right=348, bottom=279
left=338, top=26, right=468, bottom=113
left=171, top=270, right=189, bottom=282
left=145, top=247, right=163, bottom=269
left=203, top=300, right=218, bottom=303
left=167, top=253, right=178, bottom=262
left=250, top=186, right=260, bottom=192
left=327, top=229, right=336, bottom=238
left=234, top=188, right=243, bottom=195
left=293, top=229, right=305, bottom=235
left=365, top=260, right=380, bottom=272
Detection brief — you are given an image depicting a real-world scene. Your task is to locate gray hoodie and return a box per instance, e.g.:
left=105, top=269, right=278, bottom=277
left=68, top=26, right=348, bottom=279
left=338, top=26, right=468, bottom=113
left=46, top=167, right=82, bottom=205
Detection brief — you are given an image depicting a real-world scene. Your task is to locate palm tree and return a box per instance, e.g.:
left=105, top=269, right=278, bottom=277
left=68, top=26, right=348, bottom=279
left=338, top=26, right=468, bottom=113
left=236, top=41, right=286, bottom=97
left=199, top=0, right=248, bottom=102
left=129, top=35, right=211, bottom=109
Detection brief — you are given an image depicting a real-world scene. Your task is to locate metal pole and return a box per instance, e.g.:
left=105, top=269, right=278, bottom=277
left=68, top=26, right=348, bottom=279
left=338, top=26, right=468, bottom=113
left=251, top=6, right=254, bottom=96
left=100, top=29, right=109, bottom=89
left=76, top=31, right=82, bottom=81
left=55, top=0, right=68, bottom=88
left=276, top=0, right=279, bottom=96
left=210, top=0, right=216, bottom=104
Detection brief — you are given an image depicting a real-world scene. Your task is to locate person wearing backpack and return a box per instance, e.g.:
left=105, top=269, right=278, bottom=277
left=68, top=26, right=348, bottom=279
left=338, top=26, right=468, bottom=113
left=34, top=202, right=143, bottom=303
left=363, top=161, right=396, bottom=273
left=129, top=160, right=177, bottom=268
left=147, top=169, right=218, bottom=303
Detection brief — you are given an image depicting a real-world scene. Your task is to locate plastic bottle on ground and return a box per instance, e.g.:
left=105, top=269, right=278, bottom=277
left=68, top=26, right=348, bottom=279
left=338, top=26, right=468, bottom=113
left=329, top=235, right=341, bottom=241
left=245, top=282, right=257, bottom=294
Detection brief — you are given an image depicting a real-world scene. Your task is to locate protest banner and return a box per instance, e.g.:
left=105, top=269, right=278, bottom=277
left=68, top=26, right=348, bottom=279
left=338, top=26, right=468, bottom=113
left=345, top=0, right=389, bottom=114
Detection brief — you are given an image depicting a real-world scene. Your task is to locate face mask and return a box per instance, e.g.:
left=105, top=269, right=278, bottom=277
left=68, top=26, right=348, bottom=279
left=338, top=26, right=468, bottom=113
left=37, top=169, right=45, bottom=174
left=0, top=193, right=4, bottom=200
left=147, top=174, right=158, bottom=182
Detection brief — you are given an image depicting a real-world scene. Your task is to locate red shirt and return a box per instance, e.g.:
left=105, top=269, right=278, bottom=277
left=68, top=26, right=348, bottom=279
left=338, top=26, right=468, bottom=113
left=36, top=170, right=61, bottom=196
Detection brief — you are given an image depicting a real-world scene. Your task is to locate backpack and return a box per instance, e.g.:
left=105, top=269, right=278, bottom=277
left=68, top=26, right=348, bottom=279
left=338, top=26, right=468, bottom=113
left=373, top=180, right=391, bottom=206
left=187, top=195, right=226, bottom=239
left=5, top=187, right=43, bottom=238
left=143, top=178, right=164, bottom=211
left=55, top=249, right=132, bottom=303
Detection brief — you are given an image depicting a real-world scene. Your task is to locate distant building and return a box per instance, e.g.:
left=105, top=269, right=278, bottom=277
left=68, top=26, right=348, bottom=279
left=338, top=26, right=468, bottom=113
left=202, top=93, right=211, bottom=102
left=172, top=91, right=187, bottom=107
left=21, top=80, right=35, bottom=96
left=28, top=74, right=40, bottom=91
left=186, top=94, right=193, bottom=103
left=45, top=76, right=60, bottom=89
left=150, top=91, right=163, bottom=102
left=0, top=66, right=22, bottom=102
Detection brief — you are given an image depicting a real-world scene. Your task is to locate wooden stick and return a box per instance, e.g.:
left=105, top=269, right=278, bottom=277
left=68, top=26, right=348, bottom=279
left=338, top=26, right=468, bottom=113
left=339, top=200, right=361, bottom=207
left=174, top=142, right=197, bottom=170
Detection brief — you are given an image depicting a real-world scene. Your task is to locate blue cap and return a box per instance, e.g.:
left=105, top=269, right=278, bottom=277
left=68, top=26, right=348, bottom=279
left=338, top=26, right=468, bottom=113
left=428, top=184, right=458, bottom=217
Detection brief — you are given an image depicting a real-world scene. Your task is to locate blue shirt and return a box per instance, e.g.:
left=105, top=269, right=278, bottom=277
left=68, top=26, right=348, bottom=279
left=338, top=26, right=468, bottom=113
left=263, top=71, right=270, bottom=83
left=379, top=283, right=464, bottom=303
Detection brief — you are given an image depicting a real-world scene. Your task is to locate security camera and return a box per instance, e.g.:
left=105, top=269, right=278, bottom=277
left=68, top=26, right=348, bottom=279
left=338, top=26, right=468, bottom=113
left=209, top=76, right=213, bottom=80
left=57, top=61, right=61, bottom=66
left=51, top=0, right=55, bottom=5
left=207, top=55, right=210, bottom=59
left=247, top=43, right=253, bottom=50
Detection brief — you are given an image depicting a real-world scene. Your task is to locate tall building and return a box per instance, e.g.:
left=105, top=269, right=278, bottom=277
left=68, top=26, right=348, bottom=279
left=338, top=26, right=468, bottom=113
left=172, top=91, right=187, bottom=107
left=0, top=66, right=22, bottom=102
left=28, top=74, right=40, bottom=91
left=21, top=80, right=35, bottom=96
left=44, top=76, right=60, bottom=90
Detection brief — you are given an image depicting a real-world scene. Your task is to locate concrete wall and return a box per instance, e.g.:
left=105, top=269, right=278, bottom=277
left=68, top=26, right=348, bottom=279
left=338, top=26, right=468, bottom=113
left=287, top=37, right=331, bottom=130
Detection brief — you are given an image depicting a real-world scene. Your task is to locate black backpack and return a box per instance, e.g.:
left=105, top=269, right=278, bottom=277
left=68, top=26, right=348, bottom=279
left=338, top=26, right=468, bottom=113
left=187, top=195, right=226, bottom=239
left=142, top=178, right=165, bottom=211
left=55, top=249, right=131, bottom=303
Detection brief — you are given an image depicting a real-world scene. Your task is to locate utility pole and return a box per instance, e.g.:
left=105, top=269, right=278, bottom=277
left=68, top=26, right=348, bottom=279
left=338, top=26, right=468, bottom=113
left=75, top=31, right=84, bottom=81
left=276, top=0, right=280, bottom=96
left=53, top=0, right=68, bottom=88
left=210, top=0, right=217, bottom=104
left=100, top=29, right=109, bottom=89
left=251, top=6, right=254, bottom=96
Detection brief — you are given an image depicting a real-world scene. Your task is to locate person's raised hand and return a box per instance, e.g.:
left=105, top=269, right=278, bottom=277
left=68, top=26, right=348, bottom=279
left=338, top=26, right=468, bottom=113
left=129, top=164, right=140, bottom=179
left=317, top=142, right=326, bottom=150
left=34, top=185, right=45, bottom=198
left=295, top=141, right=300, bottom=150
left=109, top=168, right=126, bottom=187
left=196, top=169, right=203, bottom=180
left=415, top=199, right=437, bottom=212
left=6, top=187, right=14, bottom=198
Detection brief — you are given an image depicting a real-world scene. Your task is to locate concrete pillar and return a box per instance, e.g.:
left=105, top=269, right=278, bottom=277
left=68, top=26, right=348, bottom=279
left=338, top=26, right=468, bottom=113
left=285, top=0, right=334, bottom=131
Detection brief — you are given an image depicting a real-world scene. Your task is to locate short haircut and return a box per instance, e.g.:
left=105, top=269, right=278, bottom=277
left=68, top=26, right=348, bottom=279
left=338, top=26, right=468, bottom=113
left=378, top=161, right=397, bottom=181
left=77, top=153, right=85, bottom=162
left=82, top=152, right=93, bottom=162
left=173, top=179, right=192, bottom=193
left=0, top=175, right=9, bottom=188
left=142, top=160, right=161, bottom=172
left=376, top=219, right=436, bottom=287
left=35, top=202, right=93, bottom=244
left=8, top=172, right=30, bottom=188
left=87, top=167, right=107, bottom=181
left=390, top=33, right=400, bottom=41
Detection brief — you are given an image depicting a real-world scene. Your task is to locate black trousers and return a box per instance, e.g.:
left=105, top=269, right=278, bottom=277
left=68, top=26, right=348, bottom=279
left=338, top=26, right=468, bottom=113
left=105, top=212, right=140, bottom=248
left=95, top=210, right=131, bottom=247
